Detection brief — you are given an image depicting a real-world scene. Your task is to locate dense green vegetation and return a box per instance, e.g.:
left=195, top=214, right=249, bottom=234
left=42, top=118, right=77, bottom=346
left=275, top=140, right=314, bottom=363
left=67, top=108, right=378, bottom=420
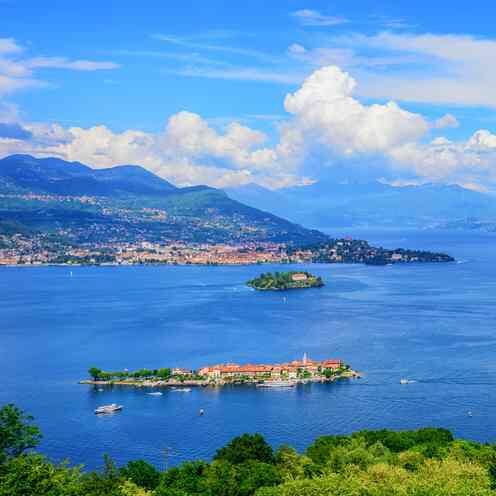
left=88, top=367, right=173, bottom=381
left=3, top=403, right=496, bottom=495
left=247, top=271, right=324, bottom=291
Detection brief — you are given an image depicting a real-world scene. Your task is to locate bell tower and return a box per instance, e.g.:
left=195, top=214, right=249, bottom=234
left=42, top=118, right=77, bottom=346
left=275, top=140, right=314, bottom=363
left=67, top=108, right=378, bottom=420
left=303, top=352, right=308, bottom=365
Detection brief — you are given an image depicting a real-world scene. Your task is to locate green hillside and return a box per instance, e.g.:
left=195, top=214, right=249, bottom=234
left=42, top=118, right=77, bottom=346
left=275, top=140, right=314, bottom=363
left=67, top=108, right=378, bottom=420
left=1, top=403, right=494, bottom=496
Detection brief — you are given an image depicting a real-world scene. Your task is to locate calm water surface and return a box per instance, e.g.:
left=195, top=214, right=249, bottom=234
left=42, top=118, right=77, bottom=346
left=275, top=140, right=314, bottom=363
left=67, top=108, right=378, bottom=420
left=1, top=229, right=496, bottom=470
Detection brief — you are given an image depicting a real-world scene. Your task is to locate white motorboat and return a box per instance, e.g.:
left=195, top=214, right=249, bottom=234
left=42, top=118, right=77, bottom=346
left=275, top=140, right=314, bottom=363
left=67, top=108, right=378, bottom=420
left=256, top=380, right=296, bottom=388
left=95, top=403, right=123, bottom=414
left=147, top=392, right=163, bottom=396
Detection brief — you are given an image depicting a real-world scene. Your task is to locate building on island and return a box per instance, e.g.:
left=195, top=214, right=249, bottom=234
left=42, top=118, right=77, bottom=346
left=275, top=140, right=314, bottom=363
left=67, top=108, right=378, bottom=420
left=172, top=367, right=193, bottom=376
left=291, top=272, right=308, bottom=282
left=198, top=353, right=343, bottom=381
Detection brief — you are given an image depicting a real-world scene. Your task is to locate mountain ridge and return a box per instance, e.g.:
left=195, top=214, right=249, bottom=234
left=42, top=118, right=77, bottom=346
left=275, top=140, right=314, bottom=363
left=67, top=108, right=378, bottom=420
left=0, top=154, right=328, bottom=245
left=226, top=179, right=496, bottom=228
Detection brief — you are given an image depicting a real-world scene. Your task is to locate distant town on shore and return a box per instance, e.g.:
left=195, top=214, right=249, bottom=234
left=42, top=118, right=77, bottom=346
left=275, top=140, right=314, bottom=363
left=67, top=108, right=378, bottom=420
left=0, top=155, right=455, bottom=267
left=81, top=353, right=359, bottom=388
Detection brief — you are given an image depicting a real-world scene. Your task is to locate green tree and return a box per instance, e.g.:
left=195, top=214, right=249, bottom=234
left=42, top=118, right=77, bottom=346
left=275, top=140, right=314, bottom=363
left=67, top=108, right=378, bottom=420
left=214, top=434, right=274, bottom=465
left=0, top=404, right=42, bottom=464
left=120, top=460, right=160, bottom=490
left=88, top=367, right=102, bottom=380
left=154, top=460, right=208, bottom=496
left=79, top=454, right=123, bottom=496
left=0, top=453, right=82, bottom=496
left=157, top=368, right=171, bottom=380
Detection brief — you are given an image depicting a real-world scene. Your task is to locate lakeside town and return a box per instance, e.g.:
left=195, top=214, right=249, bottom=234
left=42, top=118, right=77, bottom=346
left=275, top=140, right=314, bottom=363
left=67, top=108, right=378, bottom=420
left=0, top=232, right=454, bottom=266
left=80, top=353, right=359, bottom=388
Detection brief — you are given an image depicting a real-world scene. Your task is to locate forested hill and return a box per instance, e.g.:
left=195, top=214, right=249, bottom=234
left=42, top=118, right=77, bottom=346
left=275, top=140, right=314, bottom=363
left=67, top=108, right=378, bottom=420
left=0, top=154, right=329, bottom=245
left=1, top=403, right=495, bottom=496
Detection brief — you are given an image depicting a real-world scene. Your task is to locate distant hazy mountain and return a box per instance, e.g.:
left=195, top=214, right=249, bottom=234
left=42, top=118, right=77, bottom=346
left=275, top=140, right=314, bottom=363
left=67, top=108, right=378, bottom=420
left=0, top=154, right=328, bottom=245
left=226, top=180, right=496, bottom=228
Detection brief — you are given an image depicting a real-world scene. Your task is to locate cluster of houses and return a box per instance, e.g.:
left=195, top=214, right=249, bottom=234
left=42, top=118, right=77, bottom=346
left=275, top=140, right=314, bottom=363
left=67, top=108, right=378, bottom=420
left=197, top=353, right=343, bottom=381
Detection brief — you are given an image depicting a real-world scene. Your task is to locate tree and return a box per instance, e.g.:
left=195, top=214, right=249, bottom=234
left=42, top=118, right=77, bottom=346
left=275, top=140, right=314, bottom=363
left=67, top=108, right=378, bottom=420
left=214, top=433, right=274, bottom=465
left=88, top=367, right=102, bottom=380
left=0, top=453, right=82, bottom=496
left=157, top=368, right=171, bottom=380
left=79, top=454, right=123, bottom=496
left=120, top=460, right=160, bottom=490
left=154, top=460, right=208, bottom=495
left=0, top=404, right=42, bottom=463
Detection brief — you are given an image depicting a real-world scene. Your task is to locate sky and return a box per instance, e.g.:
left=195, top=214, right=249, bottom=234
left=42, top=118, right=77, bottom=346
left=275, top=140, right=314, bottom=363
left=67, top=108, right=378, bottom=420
left=1, top=0, right=496, bottom=191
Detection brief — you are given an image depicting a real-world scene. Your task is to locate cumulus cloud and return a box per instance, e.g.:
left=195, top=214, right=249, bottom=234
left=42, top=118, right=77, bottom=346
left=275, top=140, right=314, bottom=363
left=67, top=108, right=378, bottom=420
left=2, top=64, right=496, bottom=191
left=282, top=66, right=428, bottom=157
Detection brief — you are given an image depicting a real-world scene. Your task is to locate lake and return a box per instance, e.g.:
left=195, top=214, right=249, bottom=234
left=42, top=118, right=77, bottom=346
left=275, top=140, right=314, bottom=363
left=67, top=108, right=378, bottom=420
left=2, top=229, right=496, bottom=470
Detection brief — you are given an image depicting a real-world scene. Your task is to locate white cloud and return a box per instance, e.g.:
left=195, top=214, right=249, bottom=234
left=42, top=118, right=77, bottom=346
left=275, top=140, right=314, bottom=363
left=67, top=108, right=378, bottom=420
left=2, top=64, right=496, bottom=191
left=434, top=113, right=459, bottom=129
left=309, top=32, right=496, bottom=106
left=152, top=34, right=278, bottom=62
left=165, top=66, right=301, bottom=84
left=0, top=37, right=120, bottom=96
left=291, top=9, right=348, bottom=27
left=282, top=66, right=428, bottom=156
left=0, top=38, right=22, bottom=55
left=26, top=57, right=120, bottom=71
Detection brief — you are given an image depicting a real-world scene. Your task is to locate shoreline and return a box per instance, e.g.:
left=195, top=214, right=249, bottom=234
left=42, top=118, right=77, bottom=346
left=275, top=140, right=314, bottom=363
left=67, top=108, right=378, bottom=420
left=79, top=370, right=361, bottom=389
left=0, top=259, right=456, bottom=268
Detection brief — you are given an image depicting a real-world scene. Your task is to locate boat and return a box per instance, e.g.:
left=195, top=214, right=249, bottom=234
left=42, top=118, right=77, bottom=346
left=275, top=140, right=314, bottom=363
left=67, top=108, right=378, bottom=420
left=399, top=378, right=414, bottom=384
left=199, top=408, right=204, bottom=416
left=94, top=403, right=123, bottom=414
left=147, top=391, right=163, bottom=396
left=256, top=380, right=296, bottom=388
left=171, top=387, right=191, bottom=392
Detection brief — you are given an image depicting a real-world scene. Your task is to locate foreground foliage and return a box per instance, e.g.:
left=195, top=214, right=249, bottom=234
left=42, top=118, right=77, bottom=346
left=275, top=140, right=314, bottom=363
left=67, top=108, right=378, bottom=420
left=1, top=404, right=496, bottom=495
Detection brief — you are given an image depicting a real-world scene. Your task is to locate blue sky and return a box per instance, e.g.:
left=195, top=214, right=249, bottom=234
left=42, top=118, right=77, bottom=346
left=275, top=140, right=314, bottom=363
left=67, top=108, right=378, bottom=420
left=2, top=1, right=496, bottom=191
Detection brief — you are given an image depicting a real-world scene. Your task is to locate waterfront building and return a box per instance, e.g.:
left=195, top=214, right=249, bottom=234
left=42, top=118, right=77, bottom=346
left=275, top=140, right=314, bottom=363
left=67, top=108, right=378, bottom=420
left=198, top=354, right=343, bottom=381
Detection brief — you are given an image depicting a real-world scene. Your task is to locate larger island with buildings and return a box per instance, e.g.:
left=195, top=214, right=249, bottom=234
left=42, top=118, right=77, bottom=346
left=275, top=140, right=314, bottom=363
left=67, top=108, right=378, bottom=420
left=80, top=354, right=359, bottom=388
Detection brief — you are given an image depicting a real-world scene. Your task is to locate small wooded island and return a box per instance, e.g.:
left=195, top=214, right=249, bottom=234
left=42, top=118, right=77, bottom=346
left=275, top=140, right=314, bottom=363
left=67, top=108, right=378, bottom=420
left=247, top=271, right=324, bottom=291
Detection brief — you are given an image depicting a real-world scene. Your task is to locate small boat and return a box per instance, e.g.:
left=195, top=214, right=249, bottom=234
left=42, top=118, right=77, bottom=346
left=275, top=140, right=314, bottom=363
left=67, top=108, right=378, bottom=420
left=399, top=378, right=414, bottom=384
left=199, top=408, right=204, bottom=416
left=256, top=380, right=296, bottom=388
left=147, top=392, right=163, bottom=396
left=468, top=410, right=473, bottom=417
left=95, top=403, right=123, bottom=414
left=171, top=387, right=191, bottom=392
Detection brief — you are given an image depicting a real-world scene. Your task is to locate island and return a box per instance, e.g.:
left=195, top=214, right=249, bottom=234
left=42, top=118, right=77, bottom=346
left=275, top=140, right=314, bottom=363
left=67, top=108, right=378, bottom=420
left=247, top=271, right=324, bottom=291
left=80, top=353, right=360, bottom=388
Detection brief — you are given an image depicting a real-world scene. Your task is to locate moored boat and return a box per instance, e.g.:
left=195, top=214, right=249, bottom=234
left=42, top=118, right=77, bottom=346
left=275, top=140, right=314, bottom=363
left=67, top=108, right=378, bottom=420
left=256, top=380, right=296, bottom=388
left=95, top=403, right=123, bottom=414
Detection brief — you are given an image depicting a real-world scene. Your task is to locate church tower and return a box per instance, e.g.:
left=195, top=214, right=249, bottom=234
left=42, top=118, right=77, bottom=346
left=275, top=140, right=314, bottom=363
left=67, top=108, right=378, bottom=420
left=303, top=352, right=308, bottom=365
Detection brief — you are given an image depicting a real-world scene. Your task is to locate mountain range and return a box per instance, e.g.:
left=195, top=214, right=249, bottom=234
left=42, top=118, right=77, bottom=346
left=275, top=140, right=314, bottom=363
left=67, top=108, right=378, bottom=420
left=0, top=154, right=328, bottom=245
left=226, top=180, right=496, bottom=229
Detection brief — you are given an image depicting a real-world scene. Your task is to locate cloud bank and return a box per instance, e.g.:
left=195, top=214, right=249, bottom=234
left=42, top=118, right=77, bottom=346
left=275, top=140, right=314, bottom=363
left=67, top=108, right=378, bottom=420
left=1, top=61, right=496, bottom=191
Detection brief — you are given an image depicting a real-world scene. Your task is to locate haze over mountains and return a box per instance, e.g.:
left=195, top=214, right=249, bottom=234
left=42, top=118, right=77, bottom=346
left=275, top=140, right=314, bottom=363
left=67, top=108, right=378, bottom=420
left=226, top=180, right=496, bottom=229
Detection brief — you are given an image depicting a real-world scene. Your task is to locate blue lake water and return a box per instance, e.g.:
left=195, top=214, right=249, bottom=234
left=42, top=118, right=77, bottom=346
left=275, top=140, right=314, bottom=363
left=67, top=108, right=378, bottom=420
left=2, top=229, right=496, bottom=470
